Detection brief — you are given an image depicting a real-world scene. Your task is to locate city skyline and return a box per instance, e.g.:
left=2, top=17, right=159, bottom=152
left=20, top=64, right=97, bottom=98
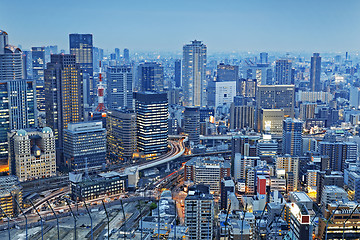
left=1, top=0, right=360, bottom=52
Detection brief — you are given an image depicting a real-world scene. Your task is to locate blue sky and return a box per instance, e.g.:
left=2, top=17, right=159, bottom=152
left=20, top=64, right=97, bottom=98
left=1, top=0, right=359, bottom=52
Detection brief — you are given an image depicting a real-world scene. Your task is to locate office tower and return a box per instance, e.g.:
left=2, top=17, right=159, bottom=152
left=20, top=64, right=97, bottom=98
left=276, top=155, right=299, bottom=191
left=230, top=99, right=255, bottom=130
left=174, top=59, right=181, bottom=87
left=44, top=54, right=84, bottom=159
left=243, top=64, right=273, bottom=85
left=182, top=40, right=207, bottom=106
left=257, top=85, right=295, bottom=118
left=184, top=156, right=230, bottom=194
left=316, top=170, right=344, bottom=204
left=259, top=52, right=268, bottom=64
left=216, top=63, right=239, bottom=82
left=115, top=48, right=120, bottom=60
left=238, top=78, right=257, bottom=96
left=310, top=53, right=321, bottom=92
left=123, top=48, right=129, bottom=63
left=0, top=175, right=22, bottom=218
left=138, top=62, right=164, bottom=92
left=299, top=102, right=317, bottom=120
left=215, top=81, right=237, bottom=108
left=106, top=65, right=133, bottom=110
left=32, top=47, right=46, bottom=111
left=318, top=141, right=357, bottom=172
left=22, top=50, right=32, bottom=79
left=92, top=47, right=103, bottom=72
left=69, top=34, right=93, bottom=105
left=0, top=30, right=37, bottom=164
left=349, top=87, right=360, bottom=109
left=44, top=45, right=58, bottom=63
left=282, top=118, right=303, bottom=156
left=8, top=128, right=56, bottom=182
left=260, top=109, right=284, bottom=134
left=184, top=106, right=200, bottom=145
left=106, top=109, right=136, bottom=163
left=275, top=59, right=293, bottom=85
left=69, top=34, right=93, bottom=75
left=185, top=185, right=214, bottom=240
left=64, top=122, right=106, bottom=171
left=134, top=92, right=168, bottom=155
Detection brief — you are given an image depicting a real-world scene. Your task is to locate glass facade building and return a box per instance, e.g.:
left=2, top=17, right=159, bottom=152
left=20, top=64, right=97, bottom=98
left=134, top=92, right=168, bottom=155
left=31, top=46, right=45, bottom=111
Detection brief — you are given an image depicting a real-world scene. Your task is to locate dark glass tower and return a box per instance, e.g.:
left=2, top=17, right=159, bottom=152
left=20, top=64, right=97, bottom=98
left=138, top=62, right=164, bottom=92
left=174, top=59, right=181, bottom=87
left=282, top=118, right=303, bottom=156
left=134, top=92, right=168, bottom=155
left=310, top=53, right=321, bottom=92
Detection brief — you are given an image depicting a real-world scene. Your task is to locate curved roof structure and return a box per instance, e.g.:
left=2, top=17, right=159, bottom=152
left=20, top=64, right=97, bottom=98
left=17, top=129, right=27, bottom=136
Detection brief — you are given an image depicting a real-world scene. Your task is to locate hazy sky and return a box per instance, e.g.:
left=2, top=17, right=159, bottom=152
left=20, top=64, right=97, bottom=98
left=1, top=0, right=359, bottom=53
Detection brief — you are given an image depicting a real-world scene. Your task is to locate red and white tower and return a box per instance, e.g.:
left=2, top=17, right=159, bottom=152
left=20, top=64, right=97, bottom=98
left=95, top=61, right=106, bottom=112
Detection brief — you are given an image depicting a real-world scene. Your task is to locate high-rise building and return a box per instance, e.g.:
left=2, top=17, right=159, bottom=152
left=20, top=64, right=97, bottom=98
left=259, top=52, right=268, bottom=64
left=230, top=99, right=255, bottom=130
left=316, top=170, right=344, bottom=204
left=243, top=64, right=273, bottom=85
left=182, top=40, right=207, bottom=106
left=184, top=156, right=230, bottom=194
left=64, top=121, right=106, bottom=171
left=106, top=109, right=136, bottom=163
left=106, top=65, right=133, bottom=110
left=69, top=34, right=93, bottom=75
left=123, top=48, right=129, bottom=63
left=282, top=118, right=303, bottom=156
left=32, top=47, right=46, bottom=111
left=8, top=128, right=56, bottom=182
left=185, top=185, right=214, bottom=240
left=69, top=34, right=94, bottom=105
left=134, top=92, right=168, bottom=155
left=216, top=63, right=239, bottom=82
left=184, top=106, right=200, bottom=145
left=114, top=48, right=120, bottom=61
left=174, top=59, right=181, bottom=87
left=0, top=30, right=37, bottom=165
left=260, top=109, right=284, bottom=135
left=0, top=175, right=22, bottom=218
left=287, top=203, right=312, bottom=240
left=276, top=155, right=299, bottom=191
left=138, top=62, right=164, bottom=92
left=44, top=54, right=84, bottom=160
left=275, top=59, right=293, bottom=85
left=310, top=53, right=321, bottom=92
left=318, top=141, right=357, bottom=172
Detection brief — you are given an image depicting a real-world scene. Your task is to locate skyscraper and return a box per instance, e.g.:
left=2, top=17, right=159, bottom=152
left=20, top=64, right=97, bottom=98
left=138, top=62, right=164, bottom=92
left=184, top=106, right=200, bottom=145
left=0, top=30, right=37, bottom=165
left=123, top=48, right=129, bottom=63
left=216, top=63, right=239, bottom=82
left=276, top=155, right=299, bottom=191
left=275, top=59, right=293, bottom=85
left=69, top=34, right=93, bottom=75
left=106, top=109, right=136, bottom=163
left=282, top=118, right=303, bottom=156
left=32, top=47, right=45, bottom=111
left=134, top=92, right=168, bottom=155
left=64, top=121, right=106, bottom=171
left=185, top=185, right=214, bottom=240
left=45, top=54, right=84, bottom=161
left=310, top=53, right=321, bottom=92
left=318, top=142, right=358, bottom=172
left=106, top=65, right=133, bottom=110
left=259, top=52, right=268, bottom=64
left=182, top=40, right=207, bottom=106
left=174, top=59, right=181, bottom=87
left=69, top=34, right=94, bottom=105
